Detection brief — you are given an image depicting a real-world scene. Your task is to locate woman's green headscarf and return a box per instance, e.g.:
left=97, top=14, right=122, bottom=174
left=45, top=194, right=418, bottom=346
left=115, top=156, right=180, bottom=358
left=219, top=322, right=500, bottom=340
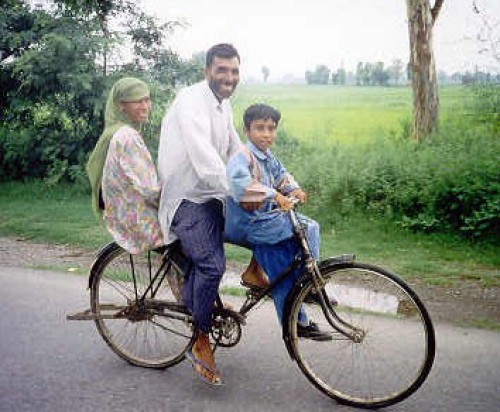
left=86, top=77, right=150, bottom=216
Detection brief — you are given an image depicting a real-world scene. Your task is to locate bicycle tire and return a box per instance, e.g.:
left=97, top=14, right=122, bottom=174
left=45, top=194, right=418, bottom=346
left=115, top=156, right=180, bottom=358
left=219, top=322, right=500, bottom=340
left=287, top=262, right=435, bottom=409
left=90, top=242, right=195, bottom=369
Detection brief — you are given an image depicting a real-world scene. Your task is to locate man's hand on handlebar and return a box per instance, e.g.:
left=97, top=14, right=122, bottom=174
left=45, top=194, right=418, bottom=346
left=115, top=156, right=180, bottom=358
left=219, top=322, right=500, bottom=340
left=290, top=188, right=307, bottom=204
left=275, top=192, right=294, bottom=211
left=240, top=189, right=307, bottom=212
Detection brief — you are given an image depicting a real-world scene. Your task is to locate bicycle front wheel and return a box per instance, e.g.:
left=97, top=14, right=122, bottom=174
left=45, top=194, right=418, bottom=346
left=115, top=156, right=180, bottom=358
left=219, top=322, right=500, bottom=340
left=288, top=262, right=435, bottom=409
left=90, top=243, right=195, bottom=369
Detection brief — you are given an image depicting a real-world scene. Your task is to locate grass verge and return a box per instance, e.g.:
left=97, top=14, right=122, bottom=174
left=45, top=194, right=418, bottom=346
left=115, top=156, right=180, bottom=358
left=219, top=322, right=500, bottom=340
left=0, top=181, right=498, bottom=288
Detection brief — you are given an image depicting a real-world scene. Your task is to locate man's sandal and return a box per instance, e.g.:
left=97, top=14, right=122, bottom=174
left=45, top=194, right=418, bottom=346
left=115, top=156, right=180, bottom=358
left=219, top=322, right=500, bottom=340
left=185, top=350, right=223, bottom=386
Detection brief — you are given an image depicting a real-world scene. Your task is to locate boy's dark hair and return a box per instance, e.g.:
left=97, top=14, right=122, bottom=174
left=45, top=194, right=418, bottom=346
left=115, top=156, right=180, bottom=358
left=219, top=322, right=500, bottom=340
left=206, top=43, right=240, bottom=67
left=243, top=104, right=281, bottom=129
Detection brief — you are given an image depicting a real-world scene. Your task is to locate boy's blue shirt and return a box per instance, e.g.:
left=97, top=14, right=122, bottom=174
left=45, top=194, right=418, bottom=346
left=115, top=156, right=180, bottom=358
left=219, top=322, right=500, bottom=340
left=225, top=141, right=299, bottom=246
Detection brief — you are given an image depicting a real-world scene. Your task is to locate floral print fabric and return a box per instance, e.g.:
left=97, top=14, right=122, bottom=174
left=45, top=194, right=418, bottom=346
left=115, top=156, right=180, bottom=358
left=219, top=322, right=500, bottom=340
left=102, top=125, right=163, bottom=254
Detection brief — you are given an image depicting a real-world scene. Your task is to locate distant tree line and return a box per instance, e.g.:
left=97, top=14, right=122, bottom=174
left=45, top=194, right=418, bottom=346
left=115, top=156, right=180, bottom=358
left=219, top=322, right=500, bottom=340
left=442, top=69, right=500, bottom=85
left=305, top=61, right=500, bottom=86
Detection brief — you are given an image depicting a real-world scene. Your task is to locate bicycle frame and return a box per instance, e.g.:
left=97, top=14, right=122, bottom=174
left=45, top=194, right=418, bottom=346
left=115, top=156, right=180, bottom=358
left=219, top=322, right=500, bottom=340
left=286, top=207, right=364, bottom=342
left=75, top=203, right=435, bottom=407
left=86, top=205, right=363, bottom=342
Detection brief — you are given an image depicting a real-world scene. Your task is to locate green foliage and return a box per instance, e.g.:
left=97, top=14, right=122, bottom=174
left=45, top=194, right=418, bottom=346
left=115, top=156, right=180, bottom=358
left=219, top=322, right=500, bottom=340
left=0, top=1, right=47, bottom=62
left=0, top=0, right=200, bottom=184
left=356, top=61, right=391, bottom=86
left=278, top=87, right=499, bottom=242
left=0, top=93, right=101, bottom=183
left=469, top=84, right=499, bottom=133
left=0, top=6, right=106, bottom=183
left=357, top=127, right=498, bottom=240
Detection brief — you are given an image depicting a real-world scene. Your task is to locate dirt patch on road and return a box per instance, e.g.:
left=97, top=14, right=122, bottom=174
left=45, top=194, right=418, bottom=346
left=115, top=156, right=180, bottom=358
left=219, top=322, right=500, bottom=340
left=1, top=236, right=498, bottom=329
left=0, top=237, right=96, bottom=268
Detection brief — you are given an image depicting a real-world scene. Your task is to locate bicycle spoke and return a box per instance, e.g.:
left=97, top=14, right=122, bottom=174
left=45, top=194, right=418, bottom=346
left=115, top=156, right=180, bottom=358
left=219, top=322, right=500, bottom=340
left=91, top=243, right=195, bottom=368
left=289, top=263, right=435, bottom=408
left=149, top=318, right=193, bottom=339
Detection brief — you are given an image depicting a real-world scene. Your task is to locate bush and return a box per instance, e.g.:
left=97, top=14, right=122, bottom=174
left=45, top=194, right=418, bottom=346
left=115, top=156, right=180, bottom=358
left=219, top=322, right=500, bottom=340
left=0, top=95, right=101, bottom=184
left=470, top=84, right=499, bottom=133
left=0, top=76, right=173, bottom=187
left=281, top=86, right=499, bottom=242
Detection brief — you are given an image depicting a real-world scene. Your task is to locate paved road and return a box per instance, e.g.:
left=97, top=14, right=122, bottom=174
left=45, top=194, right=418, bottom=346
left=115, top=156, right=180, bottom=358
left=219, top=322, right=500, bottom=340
left=1, top=266, right=499, bottom=412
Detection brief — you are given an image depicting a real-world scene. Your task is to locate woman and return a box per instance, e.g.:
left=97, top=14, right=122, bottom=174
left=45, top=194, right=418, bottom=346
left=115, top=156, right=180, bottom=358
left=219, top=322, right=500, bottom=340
left=86, top=77, right=163, bottom=254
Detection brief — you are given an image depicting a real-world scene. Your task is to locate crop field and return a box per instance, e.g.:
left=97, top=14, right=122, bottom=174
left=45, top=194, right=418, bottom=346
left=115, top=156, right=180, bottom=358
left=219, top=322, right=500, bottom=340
left=231, top=84, right=473, bottom=144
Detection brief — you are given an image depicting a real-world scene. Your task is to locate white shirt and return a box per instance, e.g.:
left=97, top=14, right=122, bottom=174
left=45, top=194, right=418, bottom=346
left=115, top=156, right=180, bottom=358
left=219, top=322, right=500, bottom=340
left=157, top=80, right=242, bottom=243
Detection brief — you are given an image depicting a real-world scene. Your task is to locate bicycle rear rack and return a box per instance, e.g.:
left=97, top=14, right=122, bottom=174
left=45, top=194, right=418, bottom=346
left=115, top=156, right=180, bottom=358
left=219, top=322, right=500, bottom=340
left=66, top=306, right=119, bottom=321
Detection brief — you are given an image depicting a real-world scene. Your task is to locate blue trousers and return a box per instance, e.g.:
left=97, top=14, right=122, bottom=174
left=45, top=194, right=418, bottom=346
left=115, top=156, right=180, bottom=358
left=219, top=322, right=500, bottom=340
left=228, top=213, right=320, bottom=326
left=253, top=214, right=319, bottom=325
left=171, top=199, right=225, bottom=333
left=254, top=238, right=308, bottom=326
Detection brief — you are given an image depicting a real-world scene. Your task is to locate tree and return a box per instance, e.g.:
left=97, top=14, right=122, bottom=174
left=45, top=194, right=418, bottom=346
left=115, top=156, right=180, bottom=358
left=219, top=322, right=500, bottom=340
left=389, top=59, right=404, bottom=85
left=0, top=6, right=108, bottom=181
left=0, top=0, right=194, bottom=183
left=305, top=65, right=330, bottom=85
left=406, top=0, right=444, bottom=141
left=261, top=65, right=270, bottom=82
left=332, top=67, right=346, bottom=85
left=54, top=0, right=182, bottom=77
left=355, top=62, right=363, bottom=85
left=363, top=62, right=373, bottom=85
left=373, top=62, right=390, bottom=86
left=53, top=0, right=123, bottom=76
left=472, top=0, right=499, bottom=64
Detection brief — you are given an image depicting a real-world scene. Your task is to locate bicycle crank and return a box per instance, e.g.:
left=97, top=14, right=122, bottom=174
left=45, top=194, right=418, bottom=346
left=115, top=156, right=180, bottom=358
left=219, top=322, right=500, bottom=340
left=210, top=308, right=244, bottom=348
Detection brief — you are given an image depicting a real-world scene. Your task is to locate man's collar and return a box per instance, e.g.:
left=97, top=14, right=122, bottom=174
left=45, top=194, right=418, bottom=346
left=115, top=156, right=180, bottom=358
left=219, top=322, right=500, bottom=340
left=247, top=141, right=271, bottom=160
left=202, top=80, right=224, bottom=109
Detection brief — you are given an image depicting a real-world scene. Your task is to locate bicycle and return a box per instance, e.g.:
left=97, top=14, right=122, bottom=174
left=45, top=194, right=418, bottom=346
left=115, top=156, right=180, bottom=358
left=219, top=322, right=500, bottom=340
left=68, top=201, right=435, bottom=409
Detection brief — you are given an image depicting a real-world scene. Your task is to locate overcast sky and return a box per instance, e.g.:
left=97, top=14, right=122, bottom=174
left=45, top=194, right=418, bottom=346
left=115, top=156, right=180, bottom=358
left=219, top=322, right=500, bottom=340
left=143, top=0, right=499, bottom=81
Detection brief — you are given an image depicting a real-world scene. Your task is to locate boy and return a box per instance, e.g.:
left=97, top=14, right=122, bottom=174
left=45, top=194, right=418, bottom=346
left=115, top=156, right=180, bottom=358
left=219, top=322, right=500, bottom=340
left=225, top=104, right=330, bottom=341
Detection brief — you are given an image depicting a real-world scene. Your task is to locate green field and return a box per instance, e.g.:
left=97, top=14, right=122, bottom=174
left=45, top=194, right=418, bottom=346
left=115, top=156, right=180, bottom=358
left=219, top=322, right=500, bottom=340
left=231, top=84, right=474, bottom=144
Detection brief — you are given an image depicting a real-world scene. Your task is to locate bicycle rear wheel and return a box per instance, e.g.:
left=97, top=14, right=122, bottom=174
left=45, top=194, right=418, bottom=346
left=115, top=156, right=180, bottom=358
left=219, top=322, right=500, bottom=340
left=287, top=262, right=435, bottom=409
left=90, top=242, right=195, bottom=368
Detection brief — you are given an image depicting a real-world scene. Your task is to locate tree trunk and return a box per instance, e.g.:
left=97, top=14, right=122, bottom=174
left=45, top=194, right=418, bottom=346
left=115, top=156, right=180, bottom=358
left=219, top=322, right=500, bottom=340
left=406, top=0, right=443, bottom=141
left=100, top=16, right=108, bottom=77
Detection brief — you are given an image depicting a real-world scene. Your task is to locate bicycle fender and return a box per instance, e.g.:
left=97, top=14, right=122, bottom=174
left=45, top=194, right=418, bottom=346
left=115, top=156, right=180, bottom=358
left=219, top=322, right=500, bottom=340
left=87, top=241, right=120, bottom=289
left=281, top=255, right=356, bottom=360
left=318, top=254, right=356, bottom=270
left=281, top=275, right=311, bottom=361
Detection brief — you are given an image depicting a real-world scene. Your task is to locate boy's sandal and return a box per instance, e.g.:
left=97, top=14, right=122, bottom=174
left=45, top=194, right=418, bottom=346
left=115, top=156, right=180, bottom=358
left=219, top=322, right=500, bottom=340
left=185, top=350, right=223, bottom=386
